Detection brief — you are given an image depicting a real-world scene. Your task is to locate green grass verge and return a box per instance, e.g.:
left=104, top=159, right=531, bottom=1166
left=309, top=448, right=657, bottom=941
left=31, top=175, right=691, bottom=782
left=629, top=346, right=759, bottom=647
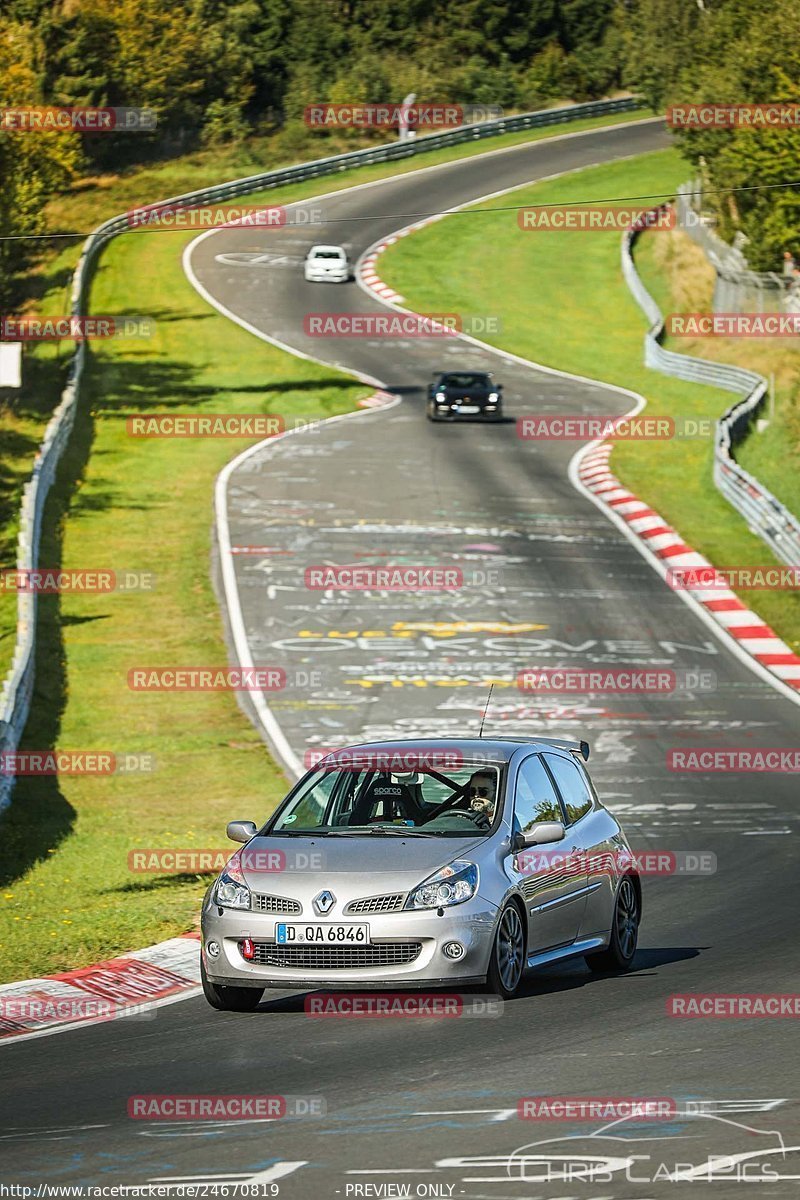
left=0, top=224, right=368, bottom=983
left=633, top=227, right=800, bottom=533
left=736, top=416, right=800, bottom=522
left=0, top=106, right=652, bottom=685
left=378, top=148, right=800, bottom=649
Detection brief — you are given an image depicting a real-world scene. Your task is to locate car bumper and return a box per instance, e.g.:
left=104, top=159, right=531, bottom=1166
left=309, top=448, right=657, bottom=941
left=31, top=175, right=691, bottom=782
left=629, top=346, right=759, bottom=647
left=304, top=270, right=348, bottom=283
left=201, top=896, right=499, bottom=989
left=433, top=403, right=499, bottom=418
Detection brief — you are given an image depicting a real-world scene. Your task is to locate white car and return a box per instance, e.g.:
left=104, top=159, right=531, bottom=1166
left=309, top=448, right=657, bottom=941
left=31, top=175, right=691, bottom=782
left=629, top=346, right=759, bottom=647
left=304, top=244, right=350, bottom=283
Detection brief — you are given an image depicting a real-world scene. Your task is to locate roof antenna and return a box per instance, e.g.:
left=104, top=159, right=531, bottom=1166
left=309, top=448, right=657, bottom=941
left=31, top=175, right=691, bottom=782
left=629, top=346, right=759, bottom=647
left=478, top=684, right=494, bottom=738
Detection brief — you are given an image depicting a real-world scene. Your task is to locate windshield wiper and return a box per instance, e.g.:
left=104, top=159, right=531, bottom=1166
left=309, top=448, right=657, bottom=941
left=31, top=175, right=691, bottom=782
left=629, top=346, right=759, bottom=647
left=268, top=829, right=350, bottom=837
left=324, top=825, right=439, bottom=837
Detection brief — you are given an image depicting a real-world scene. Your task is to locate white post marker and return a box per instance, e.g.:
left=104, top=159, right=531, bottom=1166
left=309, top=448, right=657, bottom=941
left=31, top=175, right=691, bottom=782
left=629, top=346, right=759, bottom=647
left=0, top=342, right=22, bottom=388
left=399, top=92, right=416, bottom=141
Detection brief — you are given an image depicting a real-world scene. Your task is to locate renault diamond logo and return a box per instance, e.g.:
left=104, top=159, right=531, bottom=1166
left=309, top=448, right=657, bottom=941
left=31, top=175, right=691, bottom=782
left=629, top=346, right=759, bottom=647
left=313, top=889, right=335, bottom=915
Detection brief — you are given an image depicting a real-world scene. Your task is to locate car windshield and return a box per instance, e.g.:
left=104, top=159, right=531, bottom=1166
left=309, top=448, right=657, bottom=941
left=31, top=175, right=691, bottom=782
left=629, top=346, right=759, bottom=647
left=441, top=374, right=489, bottom=388
left=268, top=760, right=504, bottom=836
left=312, top=249, right=345, bottom=259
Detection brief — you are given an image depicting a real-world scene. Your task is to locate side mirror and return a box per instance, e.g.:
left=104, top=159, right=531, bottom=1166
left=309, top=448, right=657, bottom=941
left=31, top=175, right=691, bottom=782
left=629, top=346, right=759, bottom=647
left=227, top=820, right=257, bottom=844
left=513, top=821, right=565, bottom=851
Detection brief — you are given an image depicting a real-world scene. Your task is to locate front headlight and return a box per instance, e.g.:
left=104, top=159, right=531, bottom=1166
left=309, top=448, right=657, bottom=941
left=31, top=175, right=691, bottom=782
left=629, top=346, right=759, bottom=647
left=406, top=860, right=478, bottom=910
left=435, top=391, right=447, bottom=402
left=215, top=870, right=251, bottom=910
left=487, top=392, right=499, bottom=403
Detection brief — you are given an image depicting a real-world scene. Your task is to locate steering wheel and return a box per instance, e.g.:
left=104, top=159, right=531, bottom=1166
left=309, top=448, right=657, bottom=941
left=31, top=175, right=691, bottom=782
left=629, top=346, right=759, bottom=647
left=446, top=806, right=491, bottom=830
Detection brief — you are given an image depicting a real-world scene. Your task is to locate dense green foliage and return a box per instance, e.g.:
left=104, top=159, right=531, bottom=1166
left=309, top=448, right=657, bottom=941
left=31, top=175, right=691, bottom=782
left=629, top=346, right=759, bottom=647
left=1, top=0, right=800, bottom=299
left=622, top=0, right=800, bottom=269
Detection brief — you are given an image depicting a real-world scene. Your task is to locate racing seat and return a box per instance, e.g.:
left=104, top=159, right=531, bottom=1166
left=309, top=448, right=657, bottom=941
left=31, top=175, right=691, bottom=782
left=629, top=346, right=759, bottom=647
left=348, top=775, right=421, bottom=825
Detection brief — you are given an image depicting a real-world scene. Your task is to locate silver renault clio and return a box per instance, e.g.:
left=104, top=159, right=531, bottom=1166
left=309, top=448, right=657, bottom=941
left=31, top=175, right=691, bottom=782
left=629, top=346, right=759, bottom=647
left=200, top=737, right=641, bottom=1010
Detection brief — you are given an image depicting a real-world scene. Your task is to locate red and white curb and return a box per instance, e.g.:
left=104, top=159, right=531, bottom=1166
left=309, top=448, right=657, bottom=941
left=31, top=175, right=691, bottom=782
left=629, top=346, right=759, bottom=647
left=579, top=443, right=800, bottom=690
left=359, top=244, right=405, bottom=303
left=359, top=214, right=450, bottom=300
left=358, top=389, right=395, bottom=409
left=359, top=217, right=446, bottom=303
left=0, top=932, right=201, bottom=1043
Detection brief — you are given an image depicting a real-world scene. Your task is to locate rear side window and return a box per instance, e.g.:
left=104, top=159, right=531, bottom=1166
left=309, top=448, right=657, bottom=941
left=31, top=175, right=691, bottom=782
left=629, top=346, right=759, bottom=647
left=514, top=755, right=564, bottom=830
left=543, top=754, right=593, bottom=824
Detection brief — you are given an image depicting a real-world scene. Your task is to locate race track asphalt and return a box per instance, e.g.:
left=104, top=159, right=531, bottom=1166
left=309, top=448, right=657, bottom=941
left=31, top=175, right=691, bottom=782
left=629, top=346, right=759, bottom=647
left=3, top=118, right=799, bottom=1198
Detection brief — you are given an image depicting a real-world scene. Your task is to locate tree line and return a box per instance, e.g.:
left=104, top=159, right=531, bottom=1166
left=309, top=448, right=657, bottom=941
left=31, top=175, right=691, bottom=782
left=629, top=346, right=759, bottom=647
left=1, top=0, right=799, bottom=304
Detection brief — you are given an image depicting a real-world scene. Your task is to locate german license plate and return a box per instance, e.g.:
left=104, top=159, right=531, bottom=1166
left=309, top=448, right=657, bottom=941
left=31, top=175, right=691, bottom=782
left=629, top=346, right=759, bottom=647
left=457, top=405, right=479, bottom=413
left=275, top=923, right=370, bottom=945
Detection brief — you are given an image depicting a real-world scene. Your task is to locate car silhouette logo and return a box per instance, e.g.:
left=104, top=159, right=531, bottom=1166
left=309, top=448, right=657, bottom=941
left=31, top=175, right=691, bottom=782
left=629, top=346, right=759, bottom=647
left=313, top=889, right=336, bottom=914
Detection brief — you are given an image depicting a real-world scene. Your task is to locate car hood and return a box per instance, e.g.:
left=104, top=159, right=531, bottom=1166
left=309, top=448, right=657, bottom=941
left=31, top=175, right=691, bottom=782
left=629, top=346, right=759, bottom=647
left=239, top=833, right=486, bottom=905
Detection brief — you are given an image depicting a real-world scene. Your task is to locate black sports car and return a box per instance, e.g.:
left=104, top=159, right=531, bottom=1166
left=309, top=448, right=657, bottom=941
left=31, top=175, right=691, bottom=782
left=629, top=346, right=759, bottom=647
left=426, top=371, right=503, bottom=421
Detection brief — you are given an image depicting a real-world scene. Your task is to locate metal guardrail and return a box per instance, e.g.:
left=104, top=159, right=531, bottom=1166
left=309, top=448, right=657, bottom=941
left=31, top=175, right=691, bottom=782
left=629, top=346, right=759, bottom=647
left=0, top=95, right=647, bottom=810
left=622, top=210, right=800, bottom=571
left=675, top=183, right=797, bottom=315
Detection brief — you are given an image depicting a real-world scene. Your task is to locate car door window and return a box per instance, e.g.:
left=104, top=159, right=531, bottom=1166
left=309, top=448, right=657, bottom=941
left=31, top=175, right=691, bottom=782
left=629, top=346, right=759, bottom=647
left=514, top=755, right=564, bottom=830
left=543, top=754, right=593, bottom=824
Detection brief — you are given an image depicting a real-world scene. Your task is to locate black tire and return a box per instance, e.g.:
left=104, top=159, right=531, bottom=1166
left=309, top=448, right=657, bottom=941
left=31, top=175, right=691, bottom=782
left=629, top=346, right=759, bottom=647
left=201, top=955, right=264, bottom=1011
left=486, top=902, right=526, bottom=999
left=585, top=876, right=639, bottom=974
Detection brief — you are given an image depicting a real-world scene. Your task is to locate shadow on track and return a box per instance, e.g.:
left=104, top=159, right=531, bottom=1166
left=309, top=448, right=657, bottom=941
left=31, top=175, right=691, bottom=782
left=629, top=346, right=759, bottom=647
left=213, top=946, right=704, bottom=1016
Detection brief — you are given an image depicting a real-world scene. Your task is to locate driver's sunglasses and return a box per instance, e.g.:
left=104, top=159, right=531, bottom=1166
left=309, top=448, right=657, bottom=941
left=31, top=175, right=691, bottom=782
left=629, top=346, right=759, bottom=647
left=469, top=785, right=490, bottom=797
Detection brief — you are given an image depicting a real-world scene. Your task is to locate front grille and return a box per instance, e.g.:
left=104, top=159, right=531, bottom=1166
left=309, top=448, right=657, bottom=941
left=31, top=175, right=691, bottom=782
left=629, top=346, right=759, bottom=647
left=250, top=941, right=422, bottom=970
left=345, top=893, right=406, bottom=915
left=253, top=893, right=302, bottom=914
